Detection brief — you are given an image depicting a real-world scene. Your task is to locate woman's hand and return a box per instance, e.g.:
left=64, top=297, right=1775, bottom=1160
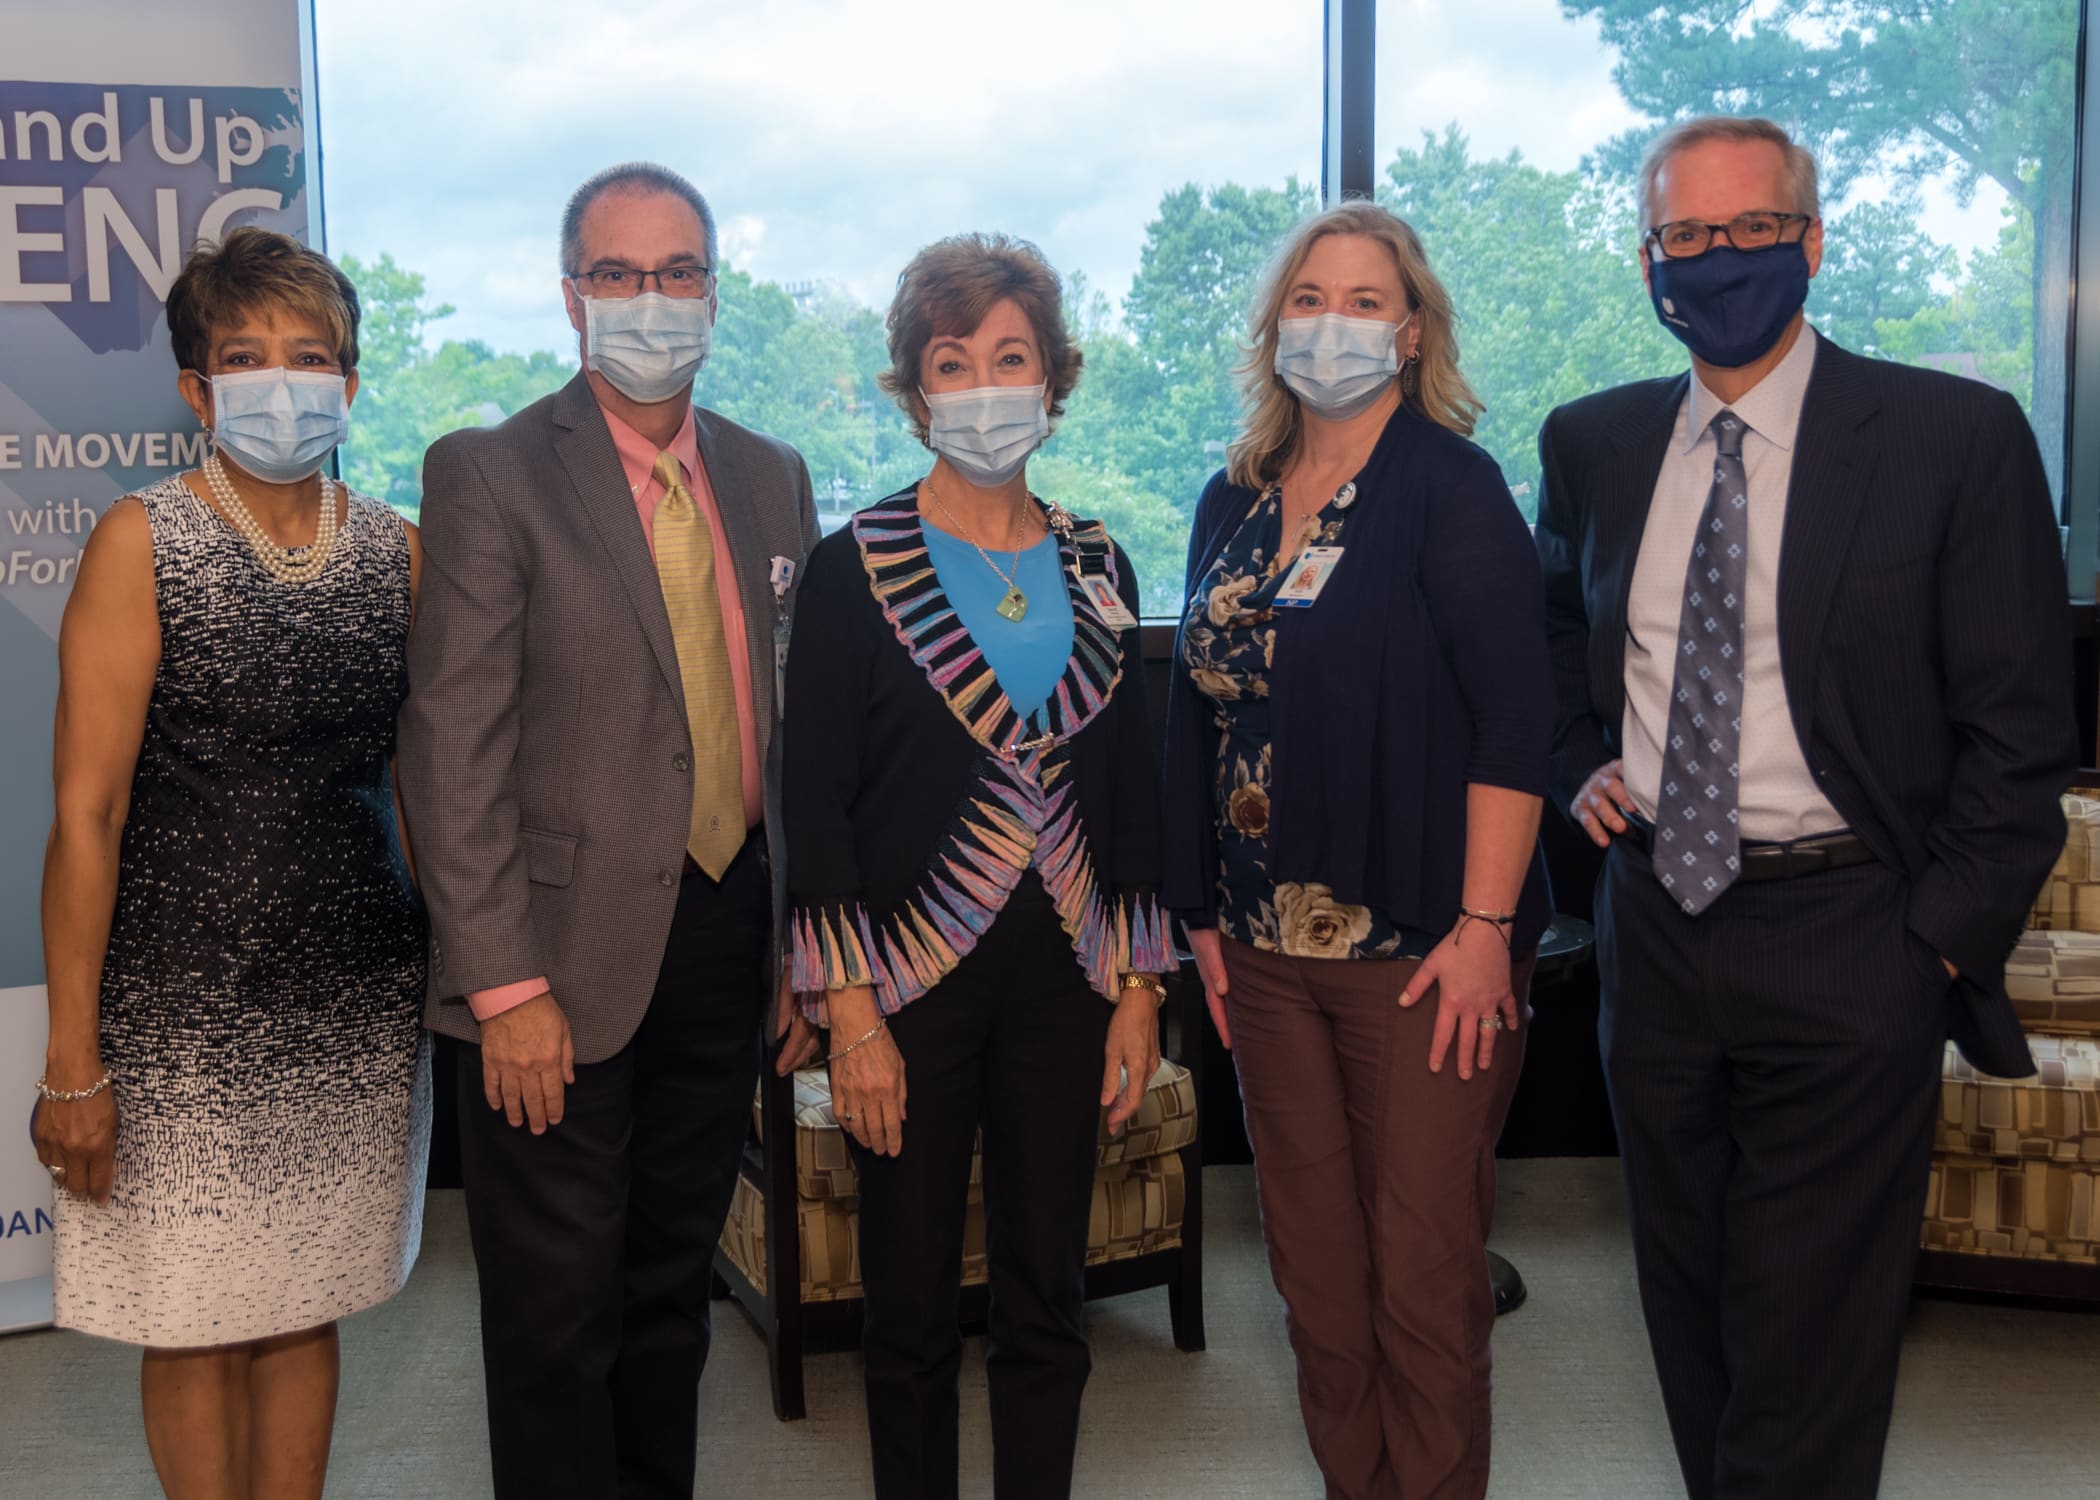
left=1103, top=985, right=1163, bottom=1136
left=1185, top=927, right=1232, bottom=1049
left=826, top=986, right=907, bottom=1157
left=1399, top=920, right=1521, bottom=1080
left=32, top=1064, right=117, bottom=1203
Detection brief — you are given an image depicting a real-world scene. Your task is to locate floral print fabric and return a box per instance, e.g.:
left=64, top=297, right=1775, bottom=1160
left=1179, top=484, right=1429, bottom=961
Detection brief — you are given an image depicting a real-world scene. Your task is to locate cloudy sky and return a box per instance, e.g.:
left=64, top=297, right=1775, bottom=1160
left=312, top=0, right=2007, bottom=358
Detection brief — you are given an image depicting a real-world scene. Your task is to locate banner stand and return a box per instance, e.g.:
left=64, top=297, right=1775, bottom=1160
left=0, top=1, right=319, bottom=1336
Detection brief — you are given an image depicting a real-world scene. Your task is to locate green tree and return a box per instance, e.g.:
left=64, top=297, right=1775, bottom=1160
left=336, top=252, right=575, bottom=514
left=1059, top=178, right=1319, bottom=520
left=1874, top=199, right=2037, bottom=404
left=1568, top=0, right=2079, bottom=494
left=1379, top=127, right=1680, bottom=513
left=1813, top=194, right=1959, bottom=356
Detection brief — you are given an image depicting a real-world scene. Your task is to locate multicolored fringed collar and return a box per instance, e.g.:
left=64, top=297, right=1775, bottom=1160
left=850, top=485, right=1128, bottom=761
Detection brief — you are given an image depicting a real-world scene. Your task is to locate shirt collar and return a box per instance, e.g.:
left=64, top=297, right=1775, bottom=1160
left=599, top=397, right=700, bottom=495
left=1679, top=321, right=1819, bottom=455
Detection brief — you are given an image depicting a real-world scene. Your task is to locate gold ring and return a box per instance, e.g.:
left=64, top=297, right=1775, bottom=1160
left=1478, top=1015, right=1504, bottom=1031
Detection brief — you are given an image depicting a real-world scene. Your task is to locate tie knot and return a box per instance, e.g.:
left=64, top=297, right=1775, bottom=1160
left=1711, top=410, right=1747, bottom=459
left=653, top=450, right=685, bottom=494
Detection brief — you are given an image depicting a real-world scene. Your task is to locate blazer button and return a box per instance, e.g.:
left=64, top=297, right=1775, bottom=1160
left=659, top=869, right=676, bottom=888
left=673, top=752, right=691, bottom=772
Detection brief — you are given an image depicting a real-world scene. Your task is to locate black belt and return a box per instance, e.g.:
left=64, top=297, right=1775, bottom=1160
left=1621, top=817, right=1875, bottom=882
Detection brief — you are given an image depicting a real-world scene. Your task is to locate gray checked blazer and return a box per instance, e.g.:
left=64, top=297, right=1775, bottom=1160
left=398, top=373, right=819, bottom=1064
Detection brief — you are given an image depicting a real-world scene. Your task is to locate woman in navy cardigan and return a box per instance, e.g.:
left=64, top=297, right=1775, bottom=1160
left=1161, top=201, right=1553, bottom=1500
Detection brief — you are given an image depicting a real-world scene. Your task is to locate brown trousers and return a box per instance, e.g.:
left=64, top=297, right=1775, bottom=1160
left=1222, top=939, right=1531, bottom=1500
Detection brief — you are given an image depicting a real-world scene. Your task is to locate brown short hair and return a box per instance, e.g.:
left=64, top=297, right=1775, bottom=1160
left=166, top=226, right=361, bottom=375
left=1638, top=116, right=1821, bottom=229
left=879, top=233, right=1083, bottom=443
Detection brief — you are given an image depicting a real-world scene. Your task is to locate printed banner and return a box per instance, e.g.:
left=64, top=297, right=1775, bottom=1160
left=0, top=0, right=317, bottom=1333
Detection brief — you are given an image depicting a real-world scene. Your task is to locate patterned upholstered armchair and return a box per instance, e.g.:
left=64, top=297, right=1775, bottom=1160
left=1919, top=786, right=2100, bottom=1301
left=713, top=979, right=1207, bottom=1419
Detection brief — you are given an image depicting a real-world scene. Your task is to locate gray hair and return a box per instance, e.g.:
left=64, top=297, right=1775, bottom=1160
left=560, top=162, right=716, bottom=274
left=1637, top=116, right=1821, bottom=229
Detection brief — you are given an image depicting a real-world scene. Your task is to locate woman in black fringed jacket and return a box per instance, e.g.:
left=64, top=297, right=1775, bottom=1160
left=783, top=231, right=1168, bottom=1500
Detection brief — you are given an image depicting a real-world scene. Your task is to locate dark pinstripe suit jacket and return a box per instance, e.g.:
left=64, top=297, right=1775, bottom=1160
left=1535, top=335, right=2078, bottom=1077
left=398, top=374, right=819, bottom=1064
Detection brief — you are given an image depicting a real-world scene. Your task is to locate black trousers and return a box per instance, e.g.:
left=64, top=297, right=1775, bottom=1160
left=847, top=874, right=1113, bottom=1500
left=1598, top=841, right=1953, bottom=1500
left=457, top=844, right=767, bottom=1500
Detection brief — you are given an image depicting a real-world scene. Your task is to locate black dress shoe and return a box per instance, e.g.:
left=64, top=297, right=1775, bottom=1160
left=1488, top=1251, right=1527, bottom=1316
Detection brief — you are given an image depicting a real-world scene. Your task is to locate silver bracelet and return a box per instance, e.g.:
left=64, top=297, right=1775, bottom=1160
left=827, top=1020, right=886, bottom=1063
left=36, top=1072, right=112, bottom=1103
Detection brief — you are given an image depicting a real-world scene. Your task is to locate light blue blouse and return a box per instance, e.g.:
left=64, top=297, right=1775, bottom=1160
left=921, top=526, right=1073, bottom=720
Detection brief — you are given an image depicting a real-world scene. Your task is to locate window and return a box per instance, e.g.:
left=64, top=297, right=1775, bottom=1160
left=1372, top=1, right=2083, bottom=526
left=314, top=0, right=1324, bottom=615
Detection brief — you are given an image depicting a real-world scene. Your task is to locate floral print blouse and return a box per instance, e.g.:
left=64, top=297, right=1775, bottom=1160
left=1179, top=483, right=1432, bottom=962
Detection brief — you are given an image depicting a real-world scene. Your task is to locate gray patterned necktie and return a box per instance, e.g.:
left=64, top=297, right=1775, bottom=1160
left=1653, top=409, right=1748, bottom=916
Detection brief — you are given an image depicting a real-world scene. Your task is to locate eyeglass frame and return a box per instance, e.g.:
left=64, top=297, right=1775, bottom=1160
left=1642, top=211, right=1817, bottom=262
left=565, top=261, right=717, bottom=298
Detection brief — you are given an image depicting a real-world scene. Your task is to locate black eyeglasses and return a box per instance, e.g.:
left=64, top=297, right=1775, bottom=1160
left=1644, top=212, right=1815, bottom=260
left=566, top=263, right=716, bottom=299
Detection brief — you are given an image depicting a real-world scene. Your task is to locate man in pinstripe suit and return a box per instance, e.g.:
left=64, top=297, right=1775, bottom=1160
left=1534, top=117, right=2076, bottom=1499
left=398, top=163, right=820, bottom=1499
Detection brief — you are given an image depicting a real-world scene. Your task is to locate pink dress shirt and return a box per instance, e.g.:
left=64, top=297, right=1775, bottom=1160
left=467, top=399, right=765, bottom=1021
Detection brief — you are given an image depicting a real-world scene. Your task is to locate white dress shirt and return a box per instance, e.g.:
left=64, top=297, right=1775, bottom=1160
left=1621, top=325, right=1846, bottom=843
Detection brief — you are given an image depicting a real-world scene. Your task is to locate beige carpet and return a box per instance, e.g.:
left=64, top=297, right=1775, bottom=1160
left=0, top=1160, right=2090, bottom=1498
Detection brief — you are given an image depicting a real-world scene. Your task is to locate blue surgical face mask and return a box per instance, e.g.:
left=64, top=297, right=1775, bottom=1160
left=921, top=382, right=1050, bottom=487
left=584, top=292, right=714, bottom=403
left=210, top=368, right=350, bottom=485
left=1274, top=311, right=1409, bottom=420
left=1647, top=242, right=1810, bottom=369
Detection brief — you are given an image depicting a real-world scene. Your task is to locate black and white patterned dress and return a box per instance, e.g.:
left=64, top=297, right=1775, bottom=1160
left=53, top=474, right=431, bottom=1348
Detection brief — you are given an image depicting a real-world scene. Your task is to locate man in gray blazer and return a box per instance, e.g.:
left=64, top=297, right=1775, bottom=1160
left=398, top=161, right=819, bottom=1500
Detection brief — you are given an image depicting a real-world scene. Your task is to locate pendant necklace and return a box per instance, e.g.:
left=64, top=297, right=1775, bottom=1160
left=924, top=475, right=1034, bottom=622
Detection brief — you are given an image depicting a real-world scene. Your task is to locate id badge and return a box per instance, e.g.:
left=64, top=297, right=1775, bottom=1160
left=1079, top=573, right=1139, bottom=629
left=773, top=611, right=791, bottom=707
left=1273, top=546, right=1344, bottom=608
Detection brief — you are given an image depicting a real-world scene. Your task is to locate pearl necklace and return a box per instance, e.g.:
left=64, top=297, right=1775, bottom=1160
left=203, top=450, right=339, bottom=586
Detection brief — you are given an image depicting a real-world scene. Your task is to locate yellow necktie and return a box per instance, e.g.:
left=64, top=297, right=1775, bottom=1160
left=652, top=451, right=745, bottom=879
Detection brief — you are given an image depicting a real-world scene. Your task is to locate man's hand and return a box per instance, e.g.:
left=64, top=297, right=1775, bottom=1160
left=480, top=991, right=575, bottom=1134
left=774, top=970, right=821, bottom=1075
left=1572, top=758, right=1638, bottom=848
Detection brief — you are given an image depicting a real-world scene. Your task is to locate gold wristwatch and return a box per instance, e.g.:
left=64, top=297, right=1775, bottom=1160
left=1118, top=972, right=1167, bottom=1006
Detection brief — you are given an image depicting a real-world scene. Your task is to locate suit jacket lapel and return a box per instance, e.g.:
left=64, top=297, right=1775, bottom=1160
left=693, top=408, right=780, bottom=749
left=551, top=374, right=688, bottom=715
left=1776, top=342, right=1880, bottom=749
left=1598, top=375, right=1686, bottom=736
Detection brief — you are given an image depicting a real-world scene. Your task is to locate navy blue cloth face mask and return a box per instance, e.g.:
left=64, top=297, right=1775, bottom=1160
left=1646, top=241, right=1810, bottom=369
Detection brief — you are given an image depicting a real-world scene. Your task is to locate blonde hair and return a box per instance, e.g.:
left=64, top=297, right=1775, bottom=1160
left=1637, top=116, right=1820, bottom=228
left=1227, top=201, right=1480, bottom=491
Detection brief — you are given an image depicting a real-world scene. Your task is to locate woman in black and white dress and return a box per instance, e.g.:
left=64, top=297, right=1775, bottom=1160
left=34, top=227, right=428, bottom=1499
